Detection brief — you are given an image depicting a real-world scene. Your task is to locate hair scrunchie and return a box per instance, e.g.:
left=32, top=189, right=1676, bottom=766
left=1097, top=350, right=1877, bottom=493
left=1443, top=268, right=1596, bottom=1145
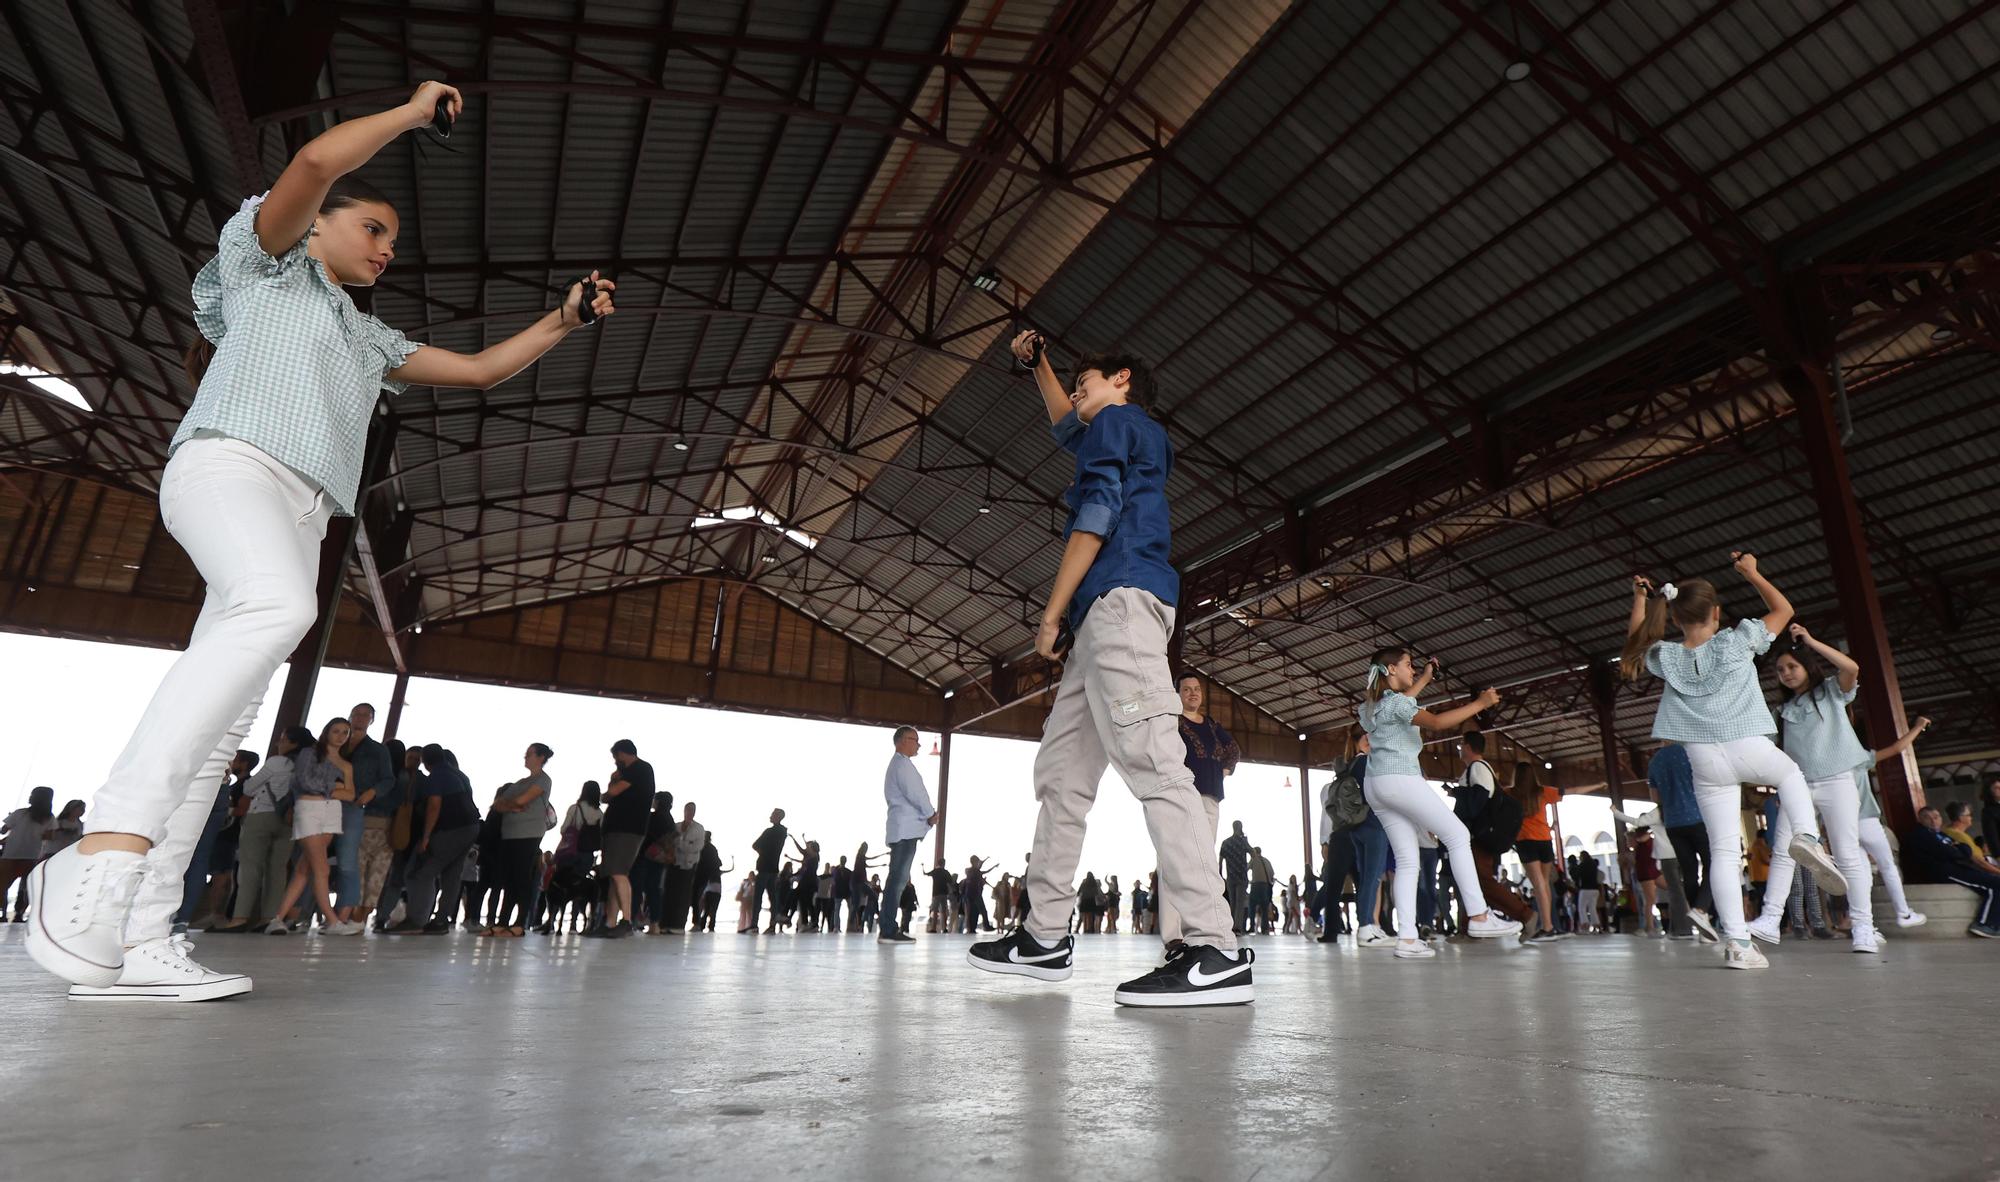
left=1366, top=662, right=1388, bottom=687
left=1660, top=583, right=1679, bottom=602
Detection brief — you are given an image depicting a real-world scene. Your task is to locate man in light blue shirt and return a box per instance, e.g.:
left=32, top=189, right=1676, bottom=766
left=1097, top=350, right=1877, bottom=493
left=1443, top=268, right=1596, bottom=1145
left=880, top=726, right=937, bottom=945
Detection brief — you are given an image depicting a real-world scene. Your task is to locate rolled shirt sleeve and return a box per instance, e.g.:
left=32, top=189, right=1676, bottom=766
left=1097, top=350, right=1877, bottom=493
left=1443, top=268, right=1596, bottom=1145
left=1050, top=409, right=1086, bottom=452
left=1071, top=411, right=1132, bottom=539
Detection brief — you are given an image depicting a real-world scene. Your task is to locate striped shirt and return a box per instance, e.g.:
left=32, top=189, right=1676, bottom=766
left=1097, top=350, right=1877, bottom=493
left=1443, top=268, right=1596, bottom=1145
left=1360, top=691, right=1424, bottom=778
left=173, top=195, right=418, bottom=517
left=1645, top=619, right=1777, bottom=744
left=1777, top=676, right=1871, bottom=781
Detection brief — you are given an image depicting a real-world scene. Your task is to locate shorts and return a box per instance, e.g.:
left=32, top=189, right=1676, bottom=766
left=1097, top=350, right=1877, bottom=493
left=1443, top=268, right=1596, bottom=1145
left=293, top=798, right=343, bottom=839
left=1515, top=838, right=1555, bottom=864
left=601, top=831, right=642, bottom=876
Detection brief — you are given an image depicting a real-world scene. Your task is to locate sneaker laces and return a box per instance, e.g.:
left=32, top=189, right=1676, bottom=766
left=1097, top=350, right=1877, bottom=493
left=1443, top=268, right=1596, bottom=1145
left=73, top=856, right=145, bottom=929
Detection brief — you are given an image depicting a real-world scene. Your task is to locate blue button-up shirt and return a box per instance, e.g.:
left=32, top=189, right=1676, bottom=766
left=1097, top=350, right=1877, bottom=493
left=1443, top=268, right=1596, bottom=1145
left=1052, top=405, right=1179, bottom=631
left=883, top=752, right=934, bottom=845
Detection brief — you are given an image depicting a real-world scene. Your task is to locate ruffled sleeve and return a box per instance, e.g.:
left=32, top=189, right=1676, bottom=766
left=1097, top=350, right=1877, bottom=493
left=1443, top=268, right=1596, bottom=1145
left=357, top=315, right=422, bottom=394
left=190, top=194, right=311, bottom=343
left=1733, top=617, right=1776, bottom=655
left=1374, top=691, right=1420, bottom=728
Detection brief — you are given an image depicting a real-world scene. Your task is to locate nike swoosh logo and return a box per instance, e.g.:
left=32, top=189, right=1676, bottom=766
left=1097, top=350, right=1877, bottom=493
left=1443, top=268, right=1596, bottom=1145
left=1187, top=960, right=1250, bottom=988
left=1008, top=945, right=1068, bottom=964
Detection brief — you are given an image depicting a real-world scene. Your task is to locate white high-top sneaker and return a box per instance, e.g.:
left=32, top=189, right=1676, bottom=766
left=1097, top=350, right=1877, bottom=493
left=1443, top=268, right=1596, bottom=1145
left=69, top=933, right=252, bottom=1002
left=26, top=846, right=146, bottom=988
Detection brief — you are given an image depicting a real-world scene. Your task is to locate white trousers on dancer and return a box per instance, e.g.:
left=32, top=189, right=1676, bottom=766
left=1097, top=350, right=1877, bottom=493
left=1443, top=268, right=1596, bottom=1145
left=1683, top=736, right=1819, bottom=941
left=92, top=437, right=330, bottom=943
left=1856, top=816, right=1914, bottom=919
left=1578, top=889, right=1600, bottom=929
left=1364, top=772, right=1487, bottom=941
left=1759, top=770, right=1874, bottom=937
left=1024, top=589, right=1235, bottom=950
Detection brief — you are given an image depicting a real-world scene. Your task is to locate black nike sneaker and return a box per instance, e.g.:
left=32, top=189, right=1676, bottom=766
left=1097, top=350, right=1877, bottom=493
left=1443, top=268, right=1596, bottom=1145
left=967, top=928, right=1074, bottom=981
left=1115, top=944, right=1254, bottom=1008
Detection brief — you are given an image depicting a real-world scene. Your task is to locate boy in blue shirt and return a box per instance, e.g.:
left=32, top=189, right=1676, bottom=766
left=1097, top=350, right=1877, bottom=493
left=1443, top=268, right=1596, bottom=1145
left=967, top=331, right=1250, bottom=1007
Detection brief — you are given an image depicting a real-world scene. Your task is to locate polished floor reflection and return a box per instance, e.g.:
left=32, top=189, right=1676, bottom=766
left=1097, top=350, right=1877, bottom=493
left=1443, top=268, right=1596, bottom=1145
left=4, top=924, right=1995, bottom=1180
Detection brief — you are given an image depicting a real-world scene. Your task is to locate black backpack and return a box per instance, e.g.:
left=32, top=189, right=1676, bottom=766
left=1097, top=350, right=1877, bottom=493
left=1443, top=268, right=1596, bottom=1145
left=1473, top=788, right=1524, bottom=856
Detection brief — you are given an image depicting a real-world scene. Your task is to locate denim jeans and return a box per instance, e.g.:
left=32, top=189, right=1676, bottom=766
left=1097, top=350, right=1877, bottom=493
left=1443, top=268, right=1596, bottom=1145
left=880, top=838, right=919, bottom=937
left=333, top=801, right=364, bottom=908
left=1417, top=846, right=1440, bottom=928
left=174, top=777, right=234, bottom=927
left=1351, top=812, right=1389, bottom=929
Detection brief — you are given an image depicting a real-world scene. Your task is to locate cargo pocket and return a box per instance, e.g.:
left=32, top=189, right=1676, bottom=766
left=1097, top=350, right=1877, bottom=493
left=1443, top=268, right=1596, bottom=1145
left=1102, top=685, right=1184, bottom=799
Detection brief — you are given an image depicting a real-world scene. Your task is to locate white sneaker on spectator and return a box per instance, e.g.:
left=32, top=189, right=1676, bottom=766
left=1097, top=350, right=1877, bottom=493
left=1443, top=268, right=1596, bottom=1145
left=1895, top=911, right=1927, bottom=928
left=26, top=846, right=145, bottom=988
left=322, top=921, right=366, bottom=936
left=68, top=933, right=251, bottom=1002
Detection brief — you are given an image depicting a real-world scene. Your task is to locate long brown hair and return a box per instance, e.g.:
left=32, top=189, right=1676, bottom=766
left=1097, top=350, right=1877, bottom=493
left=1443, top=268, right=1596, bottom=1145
left=1620, top=578, right=1719, bottom=680
left=183, top=175, right=399, bottom=388
left=1508, top=760, right=1540, bottom=811
left=1364, top=645, right=1407, bottom=705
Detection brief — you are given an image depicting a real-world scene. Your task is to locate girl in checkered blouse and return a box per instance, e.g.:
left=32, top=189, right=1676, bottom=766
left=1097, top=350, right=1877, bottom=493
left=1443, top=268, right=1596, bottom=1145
left=1620, top=552, right=1845, bottom=970
left=28, top=81, right=616, bottom=1002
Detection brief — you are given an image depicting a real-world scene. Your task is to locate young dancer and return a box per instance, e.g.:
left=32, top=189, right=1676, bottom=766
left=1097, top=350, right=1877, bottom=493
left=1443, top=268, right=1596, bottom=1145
left=1359, top=650, right=1523, bottom=958
left=1746, top=624, right=1889, bottom=952
left=1620, top=555, right=1845, bottom=970
left=969, top=330, right=1250, bottom=1007
left=1857, top=718, right=1931, bottom=928
left=26, top=80, right=616, bottom=999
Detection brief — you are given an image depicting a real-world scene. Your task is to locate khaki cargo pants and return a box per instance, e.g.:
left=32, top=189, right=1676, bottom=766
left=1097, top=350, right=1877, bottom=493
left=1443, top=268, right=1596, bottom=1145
left=1024, top=588, right=1236, bottom=951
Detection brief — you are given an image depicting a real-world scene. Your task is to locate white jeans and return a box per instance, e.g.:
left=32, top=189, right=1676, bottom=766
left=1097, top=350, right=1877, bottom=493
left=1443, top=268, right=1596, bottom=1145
left=93, top=437, right=330, bottom=942
left=1683, top=736, right=1819, bottom=941
left=1364, top=772, right=1486, bottom=940
left=1759, top=770, right=1875, bottom=937
left=1856, top=816, right=1913, bottom=919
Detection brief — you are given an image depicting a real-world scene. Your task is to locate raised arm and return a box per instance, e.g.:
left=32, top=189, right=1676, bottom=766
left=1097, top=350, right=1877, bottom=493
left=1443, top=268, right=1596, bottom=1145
left=1788, top=622, right=1859, bottom=693
left=258, top=81, right=460, bottom=256
left=1627, top=576, right=1654, bottom=641
left=1414, top=687, right=1501, bottom=732
left=1873, top=716, right=1931, bottom=763
left=389, top=273, right=615, bottom=390
left=1733, top=551, right=1792, bottom=637
left=1010, top=330, right=1072, bottom=426
left=1409, top=657, right=1438, bottom=698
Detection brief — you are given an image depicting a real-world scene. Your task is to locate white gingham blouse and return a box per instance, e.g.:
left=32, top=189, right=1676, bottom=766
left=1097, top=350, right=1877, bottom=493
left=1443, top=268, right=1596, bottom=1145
left=172, top=195, right=419, bottom=516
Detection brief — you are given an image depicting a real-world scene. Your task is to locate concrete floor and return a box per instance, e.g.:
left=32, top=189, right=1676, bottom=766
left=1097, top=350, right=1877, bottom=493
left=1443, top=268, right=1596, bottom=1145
left=4, top=924, right=1998, bottom=1182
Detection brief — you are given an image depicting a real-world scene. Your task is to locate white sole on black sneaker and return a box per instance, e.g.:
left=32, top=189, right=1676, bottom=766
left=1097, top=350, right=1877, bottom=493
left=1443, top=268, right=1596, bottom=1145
left=68, top=976, right=251, bottom=1002
left=966, top=949, right=1071, bottom=981
left=1114, top=982, right=1253, bottom=1007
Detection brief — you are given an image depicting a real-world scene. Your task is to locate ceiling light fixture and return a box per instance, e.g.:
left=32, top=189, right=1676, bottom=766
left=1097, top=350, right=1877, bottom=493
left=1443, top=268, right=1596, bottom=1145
left=672, top=437, right=690, bottom=451
left=1931, top=325, right=1957, bottom=342
left=943, top=689, right=955, bottom=699
left=970, top=267, right=1000, bottom=293
left=1504, top=60, right=1532, bottom=83
left=977, top=503, right=992, bottom=514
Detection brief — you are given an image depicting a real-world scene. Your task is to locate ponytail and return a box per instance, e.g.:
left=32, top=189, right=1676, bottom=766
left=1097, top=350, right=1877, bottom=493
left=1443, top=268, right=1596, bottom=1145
left=1620, top=597, right=1667, bottom=680
left=1622, top=577, right=1720, bottom=680
left=1364, top=646, right=1407, bottom=704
